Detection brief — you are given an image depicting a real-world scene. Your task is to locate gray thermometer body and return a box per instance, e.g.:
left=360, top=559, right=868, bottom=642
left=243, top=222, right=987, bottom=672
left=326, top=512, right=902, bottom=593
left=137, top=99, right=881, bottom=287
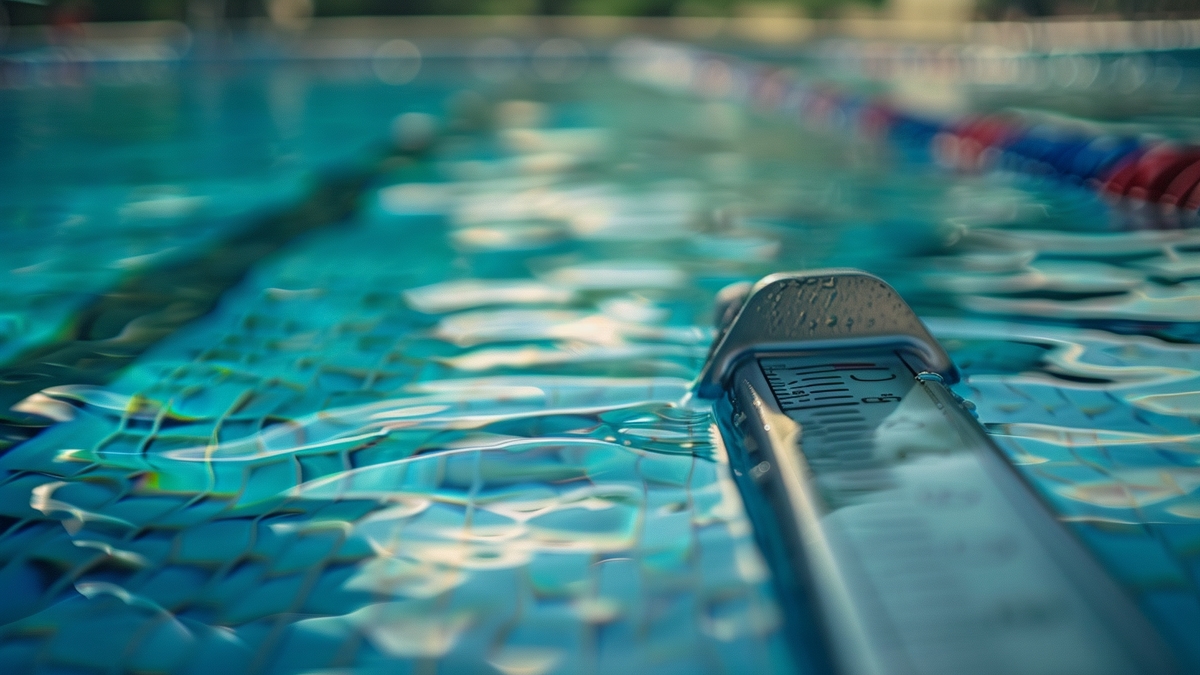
left=702, top=271, right=1179, bottom=675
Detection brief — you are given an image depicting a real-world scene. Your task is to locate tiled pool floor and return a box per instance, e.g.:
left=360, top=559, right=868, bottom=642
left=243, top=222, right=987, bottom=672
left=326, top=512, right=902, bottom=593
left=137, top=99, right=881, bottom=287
left=2, top=53, right=1200, bottom=673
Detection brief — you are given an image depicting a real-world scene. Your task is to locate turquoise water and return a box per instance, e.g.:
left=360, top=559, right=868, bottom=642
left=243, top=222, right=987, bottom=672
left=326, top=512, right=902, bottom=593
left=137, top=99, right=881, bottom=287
left=2, top=49, right=1200, bottom=673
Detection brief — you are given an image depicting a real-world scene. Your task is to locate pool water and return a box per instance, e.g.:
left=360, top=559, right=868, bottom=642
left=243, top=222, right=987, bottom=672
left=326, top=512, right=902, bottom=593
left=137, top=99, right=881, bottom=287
left=1, top=46, right=1200, bottom=674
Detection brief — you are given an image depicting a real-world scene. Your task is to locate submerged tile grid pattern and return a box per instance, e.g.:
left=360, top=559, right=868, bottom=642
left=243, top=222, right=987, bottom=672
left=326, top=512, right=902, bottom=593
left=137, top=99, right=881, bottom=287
left=942, top=324, right=1200, bottom=666
left=0, top=88, right=809, bottom=674
left=6, top=60, right=1200, bottom=674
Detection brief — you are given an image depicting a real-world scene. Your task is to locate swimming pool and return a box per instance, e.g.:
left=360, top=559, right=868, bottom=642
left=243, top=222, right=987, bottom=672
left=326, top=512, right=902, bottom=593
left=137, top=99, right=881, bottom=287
left=2, top=37, right=1200, bottom=674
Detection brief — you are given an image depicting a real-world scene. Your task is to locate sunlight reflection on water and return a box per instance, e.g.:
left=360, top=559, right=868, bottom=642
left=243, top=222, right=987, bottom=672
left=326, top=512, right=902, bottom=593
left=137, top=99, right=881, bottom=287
left=3, top=52, right=1200, bottom=673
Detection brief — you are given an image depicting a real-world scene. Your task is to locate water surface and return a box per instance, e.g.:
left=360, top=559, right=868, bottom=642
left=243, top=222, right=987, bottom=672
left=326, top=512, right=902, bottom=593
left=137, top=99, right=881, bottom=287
left=1, top=46, right=1200, bottom=673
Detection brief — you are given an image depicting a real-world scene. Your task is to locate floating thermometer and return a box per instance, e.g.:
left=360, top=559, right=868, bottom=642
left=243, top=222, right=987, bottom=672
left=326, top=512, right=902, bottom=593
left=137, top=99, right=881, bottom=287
left=697, top=270, right=1179, bottom=675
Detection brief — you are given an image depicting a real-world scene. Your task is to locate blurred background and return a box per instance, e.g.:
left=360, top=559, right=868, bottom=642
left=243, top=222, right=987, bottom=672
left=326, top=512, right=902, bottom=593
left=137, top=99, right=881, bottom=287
left=3, top=0, right=1199, bottom=31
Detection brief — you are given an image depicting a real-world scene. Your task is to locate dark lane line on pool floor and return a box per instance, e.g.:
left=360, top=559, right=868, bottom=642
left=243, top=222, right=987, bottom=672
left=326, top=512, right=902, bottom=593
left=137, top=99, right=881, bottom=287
left=0, top=158, right=398, bottom=454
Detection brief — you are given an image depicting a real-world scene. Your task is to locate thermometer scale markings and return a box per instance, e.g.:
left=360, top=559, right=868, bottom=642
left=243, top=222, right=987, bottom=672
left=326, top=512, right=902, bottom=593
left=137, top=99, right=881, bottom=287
left=762, top=356, right=916, bottom=473
left=763, top=361, right=901, bottom=411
